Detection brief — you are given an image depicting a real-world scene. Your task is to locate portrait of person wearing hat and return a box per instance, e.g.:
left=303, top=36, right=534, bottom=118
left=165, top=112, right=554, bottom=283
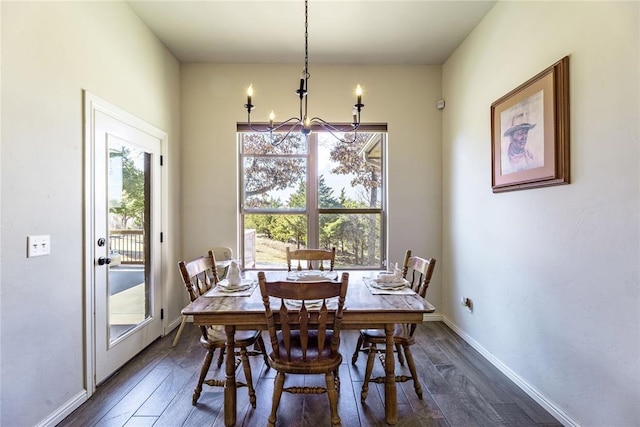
left=501, top=110, right=543, bottom=174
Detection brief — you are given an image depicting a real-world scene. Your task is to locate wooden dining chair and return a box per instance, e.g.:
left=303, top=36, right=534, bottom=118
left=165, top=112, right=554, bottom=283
left=172, top=246, right=234, bottom=348
left=286, top=246, right=336, bottom=271
left=258, top=271, right=349, bottom=427
left=351, top=250, right=436, bottom=402
left=177, top=250, right=268, bottom=407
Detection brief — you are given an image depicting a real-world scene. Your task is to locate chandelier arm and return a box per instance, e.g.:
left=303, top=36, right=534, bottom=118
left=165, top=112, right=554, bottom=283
left=310, top=116, right=360, bottom=133
left=246, top=116, right=301, bottom=133
left=268, top=121, right=302, bottom=146
left=311, top=119, right=359, bottom=144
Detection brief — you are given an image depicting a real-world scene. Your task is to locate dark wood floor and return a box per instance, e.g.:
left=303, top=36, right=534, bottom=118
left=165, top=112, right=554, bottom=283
left=59, top=322, right=562, bottom=426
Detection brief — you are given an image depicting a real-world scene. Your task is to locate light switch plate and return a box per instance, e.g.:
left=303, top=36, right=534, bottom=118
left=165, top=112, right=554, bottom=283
left=27, top=235, right=51, bottom=257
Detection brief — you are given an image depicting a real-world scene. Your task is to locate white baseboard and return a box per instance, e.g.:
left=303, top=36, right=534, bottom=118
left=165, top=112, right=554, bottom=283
left=442, top=316, right=578, bottom=427
left=36, top=390, right=87, bottom=427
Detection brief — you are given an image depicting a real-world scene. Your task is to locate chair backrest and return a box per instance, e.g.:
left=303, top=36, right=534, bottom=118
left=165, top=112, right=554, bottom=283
left=211, top=246, right=233, bottom=261
left=211, top=246, right=233, bottom=278
left=286, top=247, right=336, bottom=271
left=401, top=249, right=436, bottom=299
left=178, top=250, right=220, bottom=303
left=258, top=271, right=349, bottom=363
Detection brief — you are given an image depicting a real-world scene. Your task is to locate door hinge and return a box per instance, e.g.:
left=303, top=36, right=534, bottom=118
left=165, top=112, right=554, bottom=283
left=160, top=232, right=163, bottom=243
left=160, top=155, right=164, bottom=166
left=161, top=309, right=164, bottom=320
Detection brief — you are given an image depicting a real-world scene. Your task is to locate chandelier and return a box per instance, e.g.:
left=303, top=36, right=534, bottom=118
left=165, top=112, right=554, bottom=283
left=243, top=0, right=364, bottom=145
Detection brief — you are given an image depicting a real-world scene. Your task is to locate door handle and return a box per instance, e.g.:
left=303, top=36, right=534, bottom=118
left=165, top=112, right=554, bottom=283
left=98, top=257, right=112, bottom=266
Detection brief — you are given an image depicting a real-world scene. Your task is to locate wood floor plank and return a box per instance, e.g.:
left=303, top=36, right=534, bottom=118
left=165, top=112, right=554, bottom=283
left=135, top=364, right=194, bottom=416
left=491, top=403, right=537, bottom=427
left=435, top=363, right=508, bottom=426
left=431, top=392, right=481, bottom=427
left=57, top=340, right=166, bottom=426
left=335, top=361, right=364, bottom=427
left=123, top=415, right=158, bottom=427
left=433, top=335, right=516, bottom=405
left=60, top=323, right=562, bottom=427
left=153, top=370, right=201, bottom=426
left=94, top=365, right=173, bottom=427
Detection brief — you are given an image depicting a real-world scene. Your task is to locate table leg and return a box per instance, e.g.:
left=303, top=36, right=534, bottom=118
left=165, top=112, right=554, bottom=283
left=384, top=323, right=397, bottom=425
left=224, top=325, right=237, bottom=426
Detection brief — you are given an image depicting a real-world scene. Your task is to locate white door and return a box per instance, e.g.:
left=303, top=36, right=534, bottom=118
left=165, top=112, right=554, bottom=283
left=85, top=92, right=165, bottom=386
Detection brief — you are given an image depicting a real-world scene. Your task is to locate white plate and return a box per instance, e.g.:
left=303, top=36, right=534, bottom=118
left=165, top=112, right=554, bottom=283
left=287, top=270, right=338, bottom=282
left=371, top=278, right=409, bottom=290
left=285, top=299, right=324, bottom=308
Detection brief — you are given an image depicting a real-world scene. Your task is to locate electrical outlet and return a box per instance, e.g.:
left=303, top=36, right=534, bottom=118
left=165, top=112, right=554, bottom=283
left=27, top=235, right=51, bottom=257
left=461, top=297, right=473, bottom=312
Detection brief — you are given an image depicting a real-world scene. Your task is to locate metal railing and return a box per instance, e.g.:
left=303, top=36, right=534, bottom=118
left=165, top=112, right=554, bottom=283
left=109, top=230, right=144, bottom=264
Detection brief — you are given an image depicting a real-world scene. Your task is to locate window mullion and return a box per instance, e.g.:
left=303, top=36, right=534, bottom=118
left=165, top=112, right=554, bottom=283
left=307, top=134, right=319, bottom=249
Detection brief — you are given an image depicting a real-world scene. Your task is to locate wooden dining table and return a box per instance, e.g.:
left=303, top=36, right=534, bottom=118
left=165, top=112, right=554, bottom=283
left=181, top=270, right=436, bottom=426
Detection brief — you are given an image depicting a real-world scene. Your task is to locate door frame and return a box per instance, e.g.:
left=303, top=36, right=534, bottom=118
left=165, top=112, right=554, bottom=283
left=83, top=90, right=168, bottom=395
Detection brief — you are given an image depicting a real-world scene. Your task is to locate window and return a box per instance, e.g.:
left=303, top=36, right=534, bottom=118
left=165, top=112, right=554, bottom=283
left=239, top=126, right=386, bottom=270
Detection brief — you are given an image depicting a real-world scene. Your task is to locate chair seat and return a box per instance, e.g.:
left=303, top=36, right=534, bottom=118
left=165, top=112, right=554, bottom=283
left=269, top=331, right=342, bottom=374
left=202, top=325, right=262, bottom=348
left=360, top=325, right=414, bottom=345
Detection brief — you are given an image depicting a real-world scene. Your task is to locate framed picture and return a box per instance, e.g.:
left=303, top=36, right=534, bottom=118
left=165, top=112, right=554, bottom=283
left=491, top=56, right=570, bottom=193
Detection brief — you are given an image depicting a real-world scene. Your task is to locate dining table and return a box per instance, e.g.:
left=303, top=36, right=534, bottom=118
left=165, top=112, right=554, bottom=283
left=181, top=269, right=436, bottom=426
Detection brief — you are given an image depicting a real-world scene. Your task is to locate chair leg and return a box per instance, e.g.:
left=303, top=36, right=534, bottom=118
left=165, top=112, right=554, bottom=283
left=351, top=334, right=364, bottom=364
left=395, top=342, right=405, bottom=366
left=172, top=315, right=188, bottom=347
left=403, top=345, right=423, bottom=399
left=256, top=333, right=270, bottom=368
left=325, top=372, right=342, bottom=426
left=240, top=347, right=257, bottom=408
left=216, top=346, right=225, bottom=368
left=193, top=349, right=214, bottom=405
left=268, top=372, right=285, bottom=427
left=361, top=343, right=377, bottom=402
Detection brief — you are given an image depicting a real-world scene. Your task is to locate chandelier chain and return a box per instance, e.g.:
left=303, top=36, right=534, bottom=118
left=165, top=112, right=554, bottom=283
left=243, top=0, right=364, bottom=145
left=304, top=0, right=309, bottom=80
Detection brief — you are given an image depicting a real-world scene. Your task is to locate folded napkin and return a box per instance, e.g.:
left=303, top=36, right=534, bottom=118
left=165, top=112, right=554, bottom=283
left=204, top=279, right=256, bottom=297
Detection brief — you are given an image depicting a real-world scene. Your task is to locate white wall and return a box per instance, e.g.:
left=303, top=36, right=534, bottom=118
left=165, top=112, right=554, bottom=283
left=442, top=2, right=639, bottom=426
left=180, top=63, right=443, bottom=309
left=0, top=2, right=181, bottom=426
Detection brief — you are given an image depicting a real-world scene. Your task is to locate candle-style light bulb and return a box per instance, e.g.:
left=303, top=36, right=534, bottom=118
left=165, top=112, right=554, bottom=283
left=246, top=84, right=253, bottom=106
left=298, top=70, right=306, bottom=96
left=269, top=111, right=275, bottom=128
left=355, top=84, right=362, bottom=105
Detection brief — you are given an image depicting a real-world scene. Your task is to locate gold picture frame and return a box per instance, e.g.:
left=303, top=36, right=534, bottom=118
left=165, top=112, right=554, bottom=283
left=491, top=56, right=570, bottom=193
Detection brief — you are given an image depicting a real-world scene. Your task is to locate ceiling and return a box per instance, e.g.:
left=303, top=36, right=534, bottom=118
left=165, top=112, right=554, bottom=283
left=126, top=1, right=497, bottom=65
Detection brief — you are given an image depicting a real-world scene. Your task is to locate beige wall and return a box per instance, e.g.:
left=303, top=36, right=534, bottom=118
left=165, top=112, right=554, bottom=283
left=0, top=2, right=181, bottom=425
left=180, top=63, right=443, bottom=308
left=442, top=2, right=639, bottom=425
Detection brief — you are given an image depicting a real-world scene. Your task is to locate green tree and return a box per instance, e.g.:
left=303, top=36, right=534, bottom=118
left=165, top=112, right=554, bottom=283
left=329, top=134, right=381, bottom=264
left=243, top=133, right=306, bottom=200
left=110, top=148, right=145, bottom=229
left=318, top=175, right=340, bottom=249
